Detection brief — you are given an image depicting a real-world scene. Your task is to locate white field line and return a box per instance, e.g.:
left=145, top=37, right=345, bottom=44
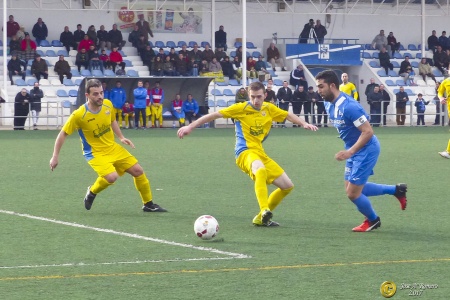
left=0, top=257, right=237, bottom=270
left=0, top=209, right=251, bottom=259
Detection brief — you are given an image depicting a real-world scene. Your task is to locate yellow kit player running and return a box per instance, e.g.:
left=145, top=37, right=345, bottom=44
left=438, top=78, right=450, bottom=158
left=49, top=79, right=167, bottom=212
left=177, top=82, right=318, bottom=226
left=339, top=73, right=359, bottom=102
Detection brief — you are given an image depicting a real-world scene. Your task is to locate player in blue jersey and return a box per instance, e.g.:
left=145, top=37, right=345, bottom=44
left=315, top=70, right=407, bottom=232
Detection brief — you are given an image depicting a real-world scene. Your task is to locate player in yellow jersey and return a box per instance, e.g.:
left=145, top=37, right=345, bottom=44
left=177, top=81, right=318, bottom=226
left=49, top=79, right=167, bottom=213
left=437, top=78, right=450, bottom=158
left=339, top=73, right=359, bottom=101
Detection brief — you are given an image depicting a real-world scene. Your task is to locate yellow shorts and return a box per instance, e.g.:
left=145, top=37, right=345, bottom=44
left=146, top=106, right=152, bottom=117
left=447, top=101, right=450, bottom=118
left=88, top=144, right=138, bottom=177
left=236, top=149, right=284, bottom=184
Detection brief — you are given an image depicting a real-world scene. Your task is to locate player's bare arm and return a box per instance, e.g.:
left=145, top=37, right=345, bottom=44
left=111, top=119, right=135, bottom=148
left=335, top=121, right=373, bottom=161
left=177, top=112, right=223, bottom=139
left=286, top=112, right=318, bottom=131
left=50, top=130, right=69, bottom=171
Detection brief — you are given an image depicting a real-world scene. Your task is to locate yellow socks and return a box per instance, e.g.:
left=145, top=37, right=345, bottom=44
left=268, top=186, right=294, bottom=211
left=180, top=118, right=185, bottom=124
left=446, top=139, right=450, bottom=153
left=134, top=173, right=152, bottom=204
left=254, top=168, right=269, bottom=212
left=91, top=176, right=113, bottom=194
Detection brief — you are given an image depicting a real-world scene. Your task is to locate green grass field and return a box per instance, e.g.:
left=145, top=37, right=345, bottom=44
left=0, top=127, right=449, bottom=299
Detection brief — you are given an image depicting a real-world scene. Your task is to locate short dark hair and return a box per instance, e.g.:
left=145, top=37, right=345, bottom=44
left=248, top=81, right=265, bottom=94
left=315, top=70, right=340, bottom=88
left=85, top=79, right=102, bottom=94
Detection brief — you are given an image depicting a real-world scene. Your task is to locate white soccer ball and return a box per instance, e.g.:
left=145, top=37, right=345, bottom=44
left=194, top=215, right=219, bottom=240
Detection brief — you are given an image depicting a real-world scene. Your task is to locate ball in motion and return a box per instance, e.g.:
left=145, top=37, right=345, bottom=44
left=194, top=215, right=219, bottom=240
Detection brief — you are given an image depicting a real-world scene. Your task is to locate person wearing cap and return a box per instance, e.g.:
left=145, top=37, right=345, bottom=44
left=73, top=24, right=85, bottom=49
left=299, top=19, right=315, bottom=44
left=54, top=55, right=73, bottom=84
left=215, top=25, right=227, bottom=51
left=7, top=54, right=26, bottom=85
left=31, top=54, right=48, bottom=81
left=14, top=88, right=31, bottom=130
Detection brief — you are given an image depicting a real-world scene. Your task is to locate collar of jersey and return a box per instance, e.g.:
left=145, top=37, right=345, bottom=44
left=84, top=103, right=102, bottom=114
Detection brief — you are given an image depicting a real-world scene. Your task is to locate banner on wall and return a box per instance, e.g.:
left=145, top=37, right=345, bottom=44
left=115, top=5, right=203, bottom=34
left=286, top=44, right=362, bottom=66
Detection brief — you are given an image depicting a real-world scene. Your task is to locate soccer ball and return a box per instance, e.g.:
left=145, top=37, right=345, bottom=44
left=194, top=215, right=219, bottom=240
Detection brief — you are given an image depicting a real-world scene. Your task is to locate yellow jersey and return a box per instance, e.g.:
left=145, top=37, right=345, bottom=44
left=339, top=82, right=359, bottom=101
left=62, top=99, right=116, bottom=160
left=219, top=101, right=288, bottom=157
left=437, top=77, right=450, bottom=98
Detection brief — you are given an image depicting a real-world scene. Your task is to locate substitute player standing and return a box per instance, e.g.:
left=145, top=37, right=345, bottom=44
left=339, top=73, right=359, bottom=102
left=437, top=77, right=450, bottom=158
left=177, top=81, right=318, bottom=226
left=49, top=79, right=167, bottom=213
left=315, top=70, right=407, bottom=232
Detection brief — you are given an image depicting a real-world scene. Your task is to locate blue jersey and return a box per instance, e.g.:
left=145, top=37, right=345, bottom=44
left=324, top=92, right=377, bottom=149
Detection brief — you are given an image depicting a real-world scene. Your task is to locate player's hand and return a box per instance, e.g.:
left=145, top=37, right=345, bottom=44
left=177, top=126, right=193, bottom=139
left=440, top=98, right=447, bottom=104
left=303, top=124, right=318, bottom=131
left=49, top=156, right=58, bottom=171
left=121, top=138, right=135, bottom=149
left=335, top=150, right=351, bottom=161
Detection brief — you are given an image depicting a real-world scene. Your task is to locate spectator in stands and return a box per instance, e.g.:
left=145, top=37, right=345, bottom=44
left=201, top=44, right=215, bottom=62
left=156, top=48, right=166, bottom=60
left=395, top=86, right=409, bottom=125
left=428, top=30, right=439, bottom=54
left=183, top=94, right=200, bottom=124
left=3, top=15, right=20, bottom=41
left=152, top=56, right=164, bottom=76
left=14, top=88, right=30, bottom=130
left=209, top=57, right=222, bottom=74
left=308, top=86, right=327, bottom=127
left=387, top=32, right=401, bottom=57
left=235, top=46, right=244, bottom=63
left=339, top=73, right=359, bottom=101
left=7, top=54, right=26, bottom=85
left=97, top=25, right=108, bottom=50
left=54, top=55, right=72, bottom=84
left=292, top=85, right=309, bottom=124
left=399, top=56, right=414, bottom=84
left=221, top=56, right=235, bottom=79
left=78, top=34, right=94, bottom=52
left=379, top=47, right=394, bottom=76
left=88, top=45, right=104, bottom=73
left=168, top=47, right=178, bottom=63
left=16, top=26, right=26, bottom=42
left=189, top=44, right=202, bottom=66
left=107, top=24, right=126, bottom=50
left=163, top=56, right=175, bottom=76
left=235, top=87, right=249, bottom=103
left=136, top=14, right=153, bottom=43
left=179, top=44, right=189, bottom=58
left=60, top=26, right=77, bottom=53
left=136, top=34, right=147, bottom=56
left=9, top=35, right=21, bottom=55
left=379, top=84, right=390, bottom=126
left=289, top=64, right=308, bottom=90
left=75, top=48, right=89, bottom=72
left=29, top=82, right=43, bottom=130
left=267, top=42, right=286, bottom=71
left=109, top=46, right=126, bottom=72
left=128, top=25, right=141, bottom=48
left=246, top=56, right=257, bottom=79
left=73, top=24, right=85, bottom=49
left=364, top=78, right=379, bottom=101
left=276, top=81, right=292, bottom=127
left=31, top=54, right=48, bottom=81
left=255, top=55, right=270, bottom=82
left=314, top=20, right=327, bottom=44
left=299, top=19, right=314, bottom=44
left=415, top=93, right=429, bottom=126
left=433, top=45, right=449, bottom=76
left=215, top=25, right=227, bottom=51
left=110, top=80, right=127, bottom=128
left=199, top=59, right=209, bottom=75
left=173, top=53, right=187, bottom=76
left=99, top=49, right=110, bottom=69
left=133, top=80, right=147, bottom=129
left=21, top=33, right=37, bottom=55
left=171, top=94, right=186, bottom=127
left=265, top=84, right=276, bottom=104
left=215, top=47, right=226, bottom=62
left=419, top=57, right=436, bottom=83
left=141, top=45, right=155, bottom=73
left=87, top=25, right=97, bottom=46
left=372, top=29, right=388, bottom=51
left=32, top=18, right=48, bottom=46
left=232, top=56, right=243, bottom=81
left=439, top=31, right=449, bottom=51
left=122, top=101, right=134, bottom=129
left=367, top=85, right=383, bottom=127
left=150, top=82, right=165, bottom=128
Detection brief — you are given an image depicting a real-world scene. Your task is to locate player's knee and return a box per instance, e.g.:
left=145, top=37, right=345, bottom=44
left=346, top=190, right=360, bottom=200
left=104, top=173, right=119, bottom=183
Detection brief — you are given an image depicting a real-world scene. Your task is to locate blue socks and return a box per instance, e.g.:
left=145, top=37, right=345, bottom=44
left=352, top=194, right=378, bottom=222
left=362, top=182, right=396, bottom=197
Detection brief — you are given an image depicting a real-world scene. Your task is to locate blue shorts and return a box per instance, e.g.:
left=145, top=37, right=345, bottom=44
left=344, top=139, right=380, bottom=185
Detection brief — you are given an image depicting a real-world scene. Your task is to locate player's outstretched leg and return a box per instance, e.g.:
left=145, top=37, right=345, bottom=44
left=394, top=183, right=407, bottom=210
left=133, top=173, right=167, bottom=212
left=85, top=176, right=114, bottom=210
left=362, top=182, right=407, bottom=210
left=438, top=139, right=450, bottom=158
left=351, top=193, right=381, bottom=232
left=84, top=186, right=96, bottom=210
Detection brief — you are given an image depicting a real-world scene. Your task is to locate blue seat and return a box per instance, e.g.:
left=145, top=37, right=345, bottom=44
left=166, top=41, right=176, bottom=48
left=28, top=60, right=34, bottom=66
left=36, top=50, right=45, bottom=57
left=433, top=69, right=444, bottom=77
left=393, top=89, right=399, bottom=94
left=388, top=70, right=398, bottom=77
left=68, top=90, right=78, bottom=97
left=81, top=70, right=91, bottom=77
left=104, top=69, right=115, bottom=76
left=75, top=79, right=83, bottom=86
left=127, top=69, right=138, bottom=77
left=362, top=52, right=371, bottom=59
left=399, top=44, right=405, bottom=50
left=71, top=69, right=80, bottom=77
left=45, top=59, right=53, bottom=66
left=411, top=61, right=419, bottom=68
left=405, top=89, right=415, bottom=96
left=246, top=42, right=256, bottom=49
left=57, top=90, right=69, bottom=97
left=416, top=53, right=422, bottom=59
left=123, top=60, right=132, bottom=67
left=91, top=70, right=103, bottom=77
left=63, top=78, right=75, bottom=86
left=14, top=79, right=27, bottom=86
left=230, top=51, right=236, bottom=58
left=396, top=79, right=406, bottom=86
left=52, top=40, right=63, bottom=47
left=234, top=42, right=242, bottom=48
left=369, top=61, right=379, bottom=68
left=27, top=78, right=38, bottom=86
left=393, top=52, right=403, bottom=59
left=228, top=79, right=240, bottom=86
left=216, top=82, right=228, bottom=86
left=201, top=41, right=210, bottom=48
left=26, top=69, right=32, bottom=76
left=208, top=99, right=215, bottom=107
left=148, top=41, right=154, bottom=48
left=188, top=41, right=197, bottom=48
left=273, top=79, right=284, bottom=86
left=223, top=89, right=234, bottom=96
left=216, top=99, right=227, bottom=107
left=372, top=52, right=379, bottom=59
left=210, top=89, right=223, bottom=96
left=391, top=61, right=400, bottom=68
left=252, top=51, right=261, bottom=58
left=403, top=52, right=413, bottom=59
left=118, top=50, right=126, bottom=57
left=227, top=100, right=235, bottom=107
left=377, top=70, right=387, bottom=77
left=39, top=40, right=51, bottom=47
left=365, top=44, right=373, bottom=50
left=155, top=41, right=165, bottom=48
left=408, top=44, right=418, bottom=51
left=61, top=100, right=72, bottom=108
left=385, top=79, right=396, bottom=86
left=177, top=41, right=187, bottom=47
left=268, top=69, right=277, bottom=78
left=57, top=50, right=69, bottom=57
left=46, top=50, right=57, bottom=57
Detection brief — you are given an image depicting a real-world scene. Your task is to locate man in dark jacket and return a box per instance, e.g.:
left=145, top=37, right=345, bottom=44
left=364, top=78, right=379, bottom=100
left=299, top=19, right=315, bottom=44
left=276, top=81, right=292, bottom=127
left=7, top=54, right=26, bottom=84
left=29, top=82, right=44, bottom=130
left=60, top=26, right=77, bottom=53
left=307, top=86, right=327, bottom=126
left=428, top=30, right=439, bottom=54
left=314, top=20, right=327, bottom=44
left=31, top=54, right=48, bottom=81
left=128, top=25, right=141, bottom=48
left=215, top=25, right=227, bottom=51
left=395, top=86, right=409, bottom=125
left=367, top=85, right=383, bottom=127
left=292, top=85, right=309, bottom=125
left=31, top=18, right=48, bottom=46
left=107, top=24, right=126, bottom=50
left=73, top=24, right=85, bottom=48
left=96, top=25, right=108, bottom=51
left=379, top=47, right=393, bottom=75
left=14, top=88, right=30, bottom=130
left=379, top=84, right=391, bottom=126
left=54, top=55, right=72, bottom=84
